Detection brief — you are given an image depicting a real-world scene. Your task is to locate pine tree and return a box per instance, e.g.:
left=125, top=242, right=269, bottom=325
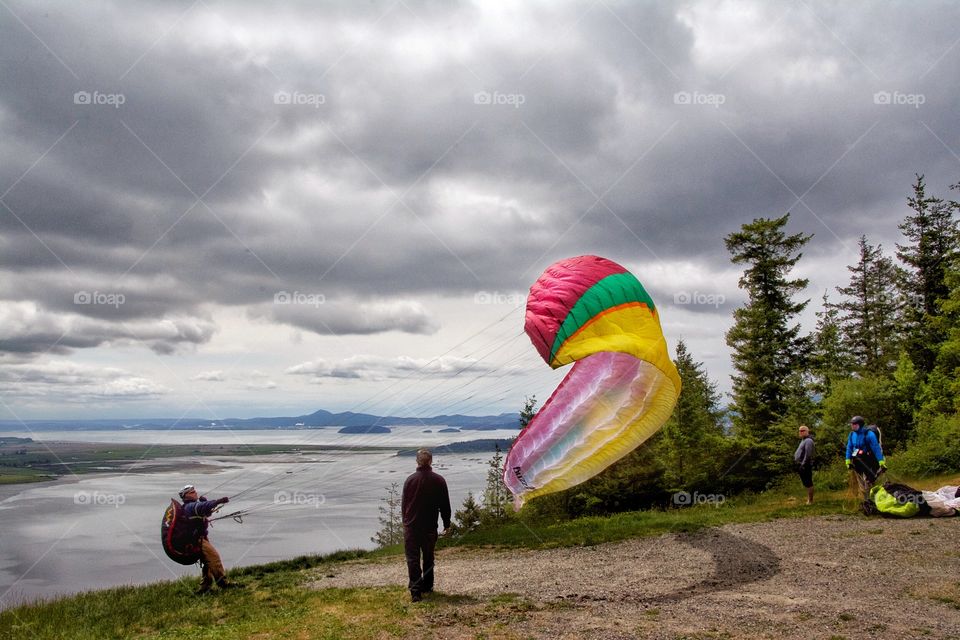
left=370, top=482, right=403, bottom=547
left=481, top=443, right=511, bottom=522
left=519, top=395, right=537, bottom=428
left=897, top=175, right=960, bottom=375
left=833, top=236, right=900, bottom=373
left=810, top=292, right=851, bottom=394
left=918, top=261, right=960, bottom=419
left=453, top=492, right=483, bottom=535
left=725, top=213, right=812, bottom=440
left=659, top=339, right=727, bottom=489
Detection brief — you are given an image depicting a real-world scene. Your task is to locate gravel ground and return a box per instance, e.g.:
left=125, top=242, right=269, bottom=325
left=311, top=515, right=960, bottom=639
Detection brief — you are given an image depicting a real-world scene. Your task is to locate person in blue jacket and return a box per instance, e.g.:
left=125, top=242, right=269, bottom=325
left=845, top=416, right=886, bottom=502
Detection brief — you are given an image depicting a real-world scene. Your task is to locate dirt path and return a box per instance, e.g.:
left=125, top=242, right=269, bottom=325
left=311, top=515, right=960, bottom=639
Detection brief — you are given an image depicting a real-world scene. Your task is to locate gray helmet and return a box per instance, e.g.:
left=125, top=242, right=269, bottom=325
left=850, top=416, right=865, bottom=427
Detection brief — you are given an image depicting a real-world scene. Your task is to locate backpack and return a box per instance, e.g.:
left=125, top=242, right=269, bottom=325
left=851, top=425, right=883, bottom=479
left=161, top=499, right=202, bottom=565
left=865, top=424, right=882, bottom=447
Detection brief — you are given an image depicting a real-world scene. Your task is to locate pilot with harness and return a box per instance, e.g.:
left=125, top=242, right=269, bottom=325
left=845, top=416, right=887, bottom=508
left=178, top=485, right=235, bottom=594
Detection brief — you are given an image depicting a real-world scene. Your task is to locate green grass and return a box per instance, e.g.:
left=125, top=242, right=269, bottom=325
left=0, top=467, right=52, bottom=484
left=0, top=550, right=414, bottom=640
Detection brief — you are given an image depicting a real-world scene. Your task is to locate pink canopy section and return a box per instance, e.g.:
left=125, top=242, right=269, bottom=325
left=524, top=255, right=626, bottom=365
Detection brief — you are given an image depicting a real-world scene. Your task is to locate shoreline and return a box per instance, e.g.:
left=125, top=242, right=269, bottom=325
left=0, top=439, right=403, bottom=487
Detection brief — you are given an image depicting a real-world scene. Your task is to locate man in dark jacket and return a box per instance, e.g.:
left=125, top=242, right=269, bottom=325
left=401, top=449, right=451, bottom=602
left=794, top=425, right=815, bottom=505
left=179, top=485, right=233, bottom=594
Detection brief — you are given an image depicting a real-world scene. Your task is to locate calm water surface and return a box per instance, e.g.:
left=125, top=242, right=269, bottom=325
left=0, top=428, right=513, bottom=608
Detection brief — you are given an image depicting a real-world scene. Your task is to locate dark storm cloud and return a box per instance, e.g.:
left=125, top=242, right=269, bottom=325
left=0, top=302, right=215, bottom=356
left=2, top=0, right=960, bottom=361
left=249, top=298, right=440, bottom=336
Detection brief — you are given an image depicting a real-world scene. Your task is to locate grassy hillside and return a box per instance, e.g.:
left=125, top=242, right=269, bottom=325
left=2, top=468, right=958, bottom=640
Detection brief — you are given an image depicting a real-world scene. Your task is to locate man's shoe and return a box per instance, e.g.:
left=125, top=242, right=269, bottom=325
left=411, top=592, right=422, bottom=603
left=195, top=585, right=211, bottom=595
left=217, top=579, right=241, bottom=590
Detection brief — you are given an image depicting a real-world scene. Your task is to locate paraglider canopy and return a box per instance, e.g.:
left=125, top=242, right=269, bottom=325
left=505, top=255, right=681, bottom=507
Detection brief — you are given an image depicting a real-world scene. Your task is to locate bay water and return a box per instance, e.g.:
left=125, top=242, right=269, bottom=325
left=0, top=427, right=516, bottom=608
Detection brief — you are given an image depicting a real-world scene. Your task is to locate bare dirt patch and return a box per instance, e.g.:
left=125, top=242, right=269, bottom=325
left=311, top=515, right=960, bottom=639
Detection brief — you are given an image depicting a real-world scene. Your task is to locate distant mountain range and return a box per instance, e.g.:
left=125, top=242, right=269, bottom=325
left=0, top=409, right=521, bottom=431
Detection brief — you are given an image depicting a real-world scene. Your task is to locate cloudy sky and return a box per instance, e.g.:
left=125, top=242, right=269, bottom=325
left=2, top=0, right=959, bottom=421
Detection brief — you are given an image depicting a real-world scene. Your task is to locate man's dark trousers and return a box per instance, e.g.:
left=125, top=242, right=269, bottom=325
left=404, top=526, right=438, bottom=595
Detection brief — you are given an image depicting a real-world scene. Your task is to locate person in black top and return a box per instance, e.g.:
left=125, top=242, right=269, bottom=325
left=401, top=449, right=451, bottom=602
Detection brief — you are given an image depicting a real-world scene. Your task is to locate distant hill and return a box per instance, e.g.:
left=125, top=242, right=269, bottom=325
left=0, top=410, right=521, bottom=431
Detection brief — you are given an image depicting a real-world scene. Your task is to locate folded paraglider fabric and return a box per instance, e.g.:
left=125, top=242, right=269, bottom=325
left=922, top=486, right=960, bottom=517
left=870, top=484, right=921, bottom=518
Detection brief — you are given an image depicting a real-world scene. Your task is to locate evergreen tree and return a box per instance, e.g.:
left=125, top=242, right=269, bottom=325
left=519, top=395, right=537, bottom=428
left=659, top=339, right=726, bottom=489
left=810, top=292, right=851, bottom=395
left=918, top=262, right=960, bottom=419
left=833, top=236, right=900, bottom=373
left=452, top=492, right=483, bottom=535
left=725, top=213, right=812, bottom=440
left=896, top=175, right=960, bottom=375
left=481, top=443, right=511, bottom=522
left=370, top=482, right=403, bottom=547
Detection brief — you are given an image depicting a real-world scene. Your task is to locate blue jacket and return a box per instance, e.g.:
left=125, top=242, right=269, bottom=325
left=846, top=428, right=884, bottom=463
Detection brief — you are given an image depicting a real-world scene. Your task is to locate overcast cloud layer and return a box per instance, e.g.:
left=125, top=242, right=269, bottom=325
left=2, top=0, right=959, bottom=420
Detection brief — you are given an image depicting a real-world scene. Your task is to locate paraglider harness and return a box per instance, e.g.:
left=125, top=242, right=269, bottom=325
left=161, top=499, right=203, bottom=565
left=850, top=425, right=884, bottom=483
left=161, top=495, right=254, bottom=565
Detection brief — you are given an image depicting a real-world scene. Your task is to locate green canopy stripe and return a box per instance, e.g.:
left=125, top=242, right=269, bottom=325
left=548, top=272, right=657, bottom=361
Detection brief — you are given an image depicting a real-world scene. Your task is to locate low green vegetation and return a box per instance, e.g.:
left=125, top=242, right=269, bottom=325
left=0, top=467, right=51, bottom=484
